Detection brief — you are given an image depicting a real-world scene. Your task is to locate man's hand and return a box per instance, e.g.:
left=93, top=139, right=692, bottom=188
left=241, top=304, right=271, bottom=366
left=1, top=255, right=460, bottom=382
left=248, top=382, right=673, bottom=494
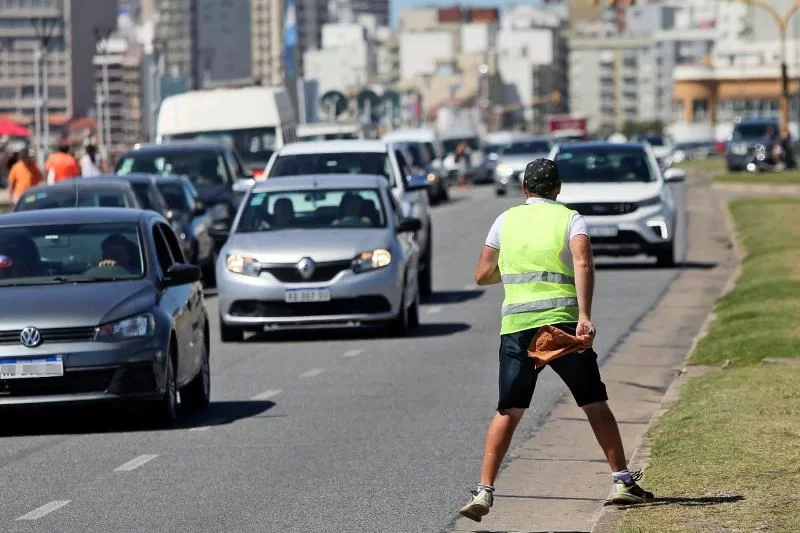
left=98, top=259, right=118, bottom=267
left=576, top=317, right=596, bottom=351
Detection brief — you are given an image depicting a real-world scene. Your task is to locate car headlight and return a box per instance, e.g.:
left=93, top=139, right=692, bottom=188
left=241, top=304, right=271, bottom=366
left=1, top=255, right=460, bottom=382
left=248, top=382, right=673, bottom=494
left=637, top=195, right=662, bottom=207
left=210, top=203, right=231, bottom=221
left=352, top=249, right=391, bottom=274
left=226, top=252, right=262, bottom=276
left=496, top=164, right=514, bottom=178
left=427, top=172, right=437, bottom=183
left=730, top=143, right=749, bottom=155
left=95, top=313, right=155, bottom=341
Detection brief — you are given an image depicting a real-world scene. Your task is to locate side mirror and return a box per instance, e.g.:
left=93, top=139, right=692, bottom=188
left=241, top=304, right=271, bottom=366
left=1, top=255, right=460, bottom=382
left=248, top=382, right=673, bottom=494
left=209, top=220, right=231, bottom=241
left=233, top=178, right=256, bottom=194
left=664, top=168, right=686, bottom=182
left=405, top=174, right=429, bottom=192
left=163, top=263, right=201, bottom=287
left=397, top=217, right=423, bottom=233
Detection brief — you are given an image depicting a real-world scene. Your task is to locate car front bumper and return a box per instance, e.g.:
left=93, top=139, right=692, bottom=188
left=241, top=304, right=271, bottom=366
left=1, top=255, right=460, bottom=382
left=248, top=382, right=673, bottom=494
left=582, top=204, right=675, bottom=257
left=0, top=338, right=167, bottom=406
left=217, top=262, right=404, bottom=328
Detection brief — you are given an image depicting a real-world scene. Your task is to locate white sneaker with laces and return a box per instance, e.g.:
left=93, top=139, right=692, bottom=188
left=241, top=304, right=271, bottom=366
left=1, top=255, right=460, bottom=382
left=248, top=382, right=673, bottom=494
left=458, top=488, right=493, bottom=522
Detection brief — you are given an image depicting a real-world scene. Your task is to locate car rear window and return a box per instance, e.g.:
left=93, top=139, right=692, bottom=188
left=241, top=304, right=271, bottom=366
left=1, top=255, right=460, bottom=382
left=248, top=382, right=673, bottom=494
left=15, top=189, right=132, bottom=211
left=268, top=152, right=396, bottom=187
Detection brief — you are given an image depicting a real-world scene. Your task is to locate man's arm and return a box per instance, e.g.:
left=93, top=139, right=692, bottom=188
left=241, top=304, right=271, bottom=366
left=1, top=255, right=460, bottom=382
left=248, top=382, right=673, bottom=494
left=474, top=246, right=501, bottom=285
left=569, top=234, right=596, bottom=346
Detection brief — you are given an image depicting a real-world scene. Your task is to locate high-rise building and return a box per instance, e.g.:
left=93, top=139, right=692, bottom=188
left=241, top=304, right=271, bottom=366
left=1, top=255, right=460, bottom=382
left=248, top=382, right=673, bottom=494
left=0, top=0, right=117, bottom=126
left=351, top=0, right=389, bottom=27
left=252, top=0, right=286, bottom=86
left=196, top=0, right=252, bottom=87
left=153, top=0, right=195, bottom=88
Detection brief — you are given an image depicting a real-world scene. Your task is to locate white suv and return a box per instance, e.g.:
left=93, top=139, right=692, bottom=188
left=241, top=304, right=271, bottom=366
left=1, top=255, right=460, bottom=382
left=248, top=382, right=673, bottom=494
left=548, top=141, right=685, bottom=267
left=262, top=140, right=434, bottom=295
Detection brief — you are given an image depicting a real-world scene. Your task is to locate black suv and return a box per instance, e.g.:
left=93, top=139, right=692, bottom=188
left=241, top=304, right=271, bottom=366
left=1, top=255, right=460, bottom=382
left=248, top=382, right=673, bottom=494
left=115, top=142, right=251, bottom=246
left=725, top=117, right=780, bottom=172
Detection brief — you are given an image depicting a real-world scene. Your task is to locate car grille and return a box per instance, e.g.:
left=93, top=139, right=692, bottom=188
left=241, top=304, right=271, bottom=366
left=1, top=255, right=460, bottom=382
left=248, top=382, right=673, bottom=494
left=229, top=296, right=392, bottom=318
left=566, top=202, right=638, bottom=216
left=260, top=260, right=353, bottom=283
left=0, top=368, right=116, bottom=397
left=0, top=326, right=96, bottom=346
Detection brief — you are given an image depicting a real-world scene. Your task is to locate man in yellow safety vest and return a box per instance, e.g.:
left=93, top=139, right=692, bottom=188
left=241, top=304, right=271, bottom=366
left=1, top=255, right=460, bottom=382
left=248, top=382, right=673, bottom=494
left=459, top=158, right=654, bottom=522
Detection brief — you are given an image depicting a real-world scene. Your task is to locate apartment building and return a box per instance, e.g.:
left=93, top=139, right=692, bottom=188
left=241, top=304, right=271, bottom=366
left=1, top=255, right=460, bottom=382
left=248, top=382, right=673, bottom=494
left=252, top=0, right=285, bottom=86
left=196, top=0, right=252, bottom=87
left=93, top=36, right=144, bottom=159
left=0, top=0, right=116, bottom=127
left=153, top=0, right=195, bottom=88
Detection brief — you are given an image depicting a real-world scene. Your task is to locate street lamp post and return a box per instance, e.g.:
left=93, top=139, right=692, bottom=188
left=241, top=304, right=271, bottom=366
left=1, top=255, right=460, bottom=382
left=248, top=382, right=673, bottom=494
left=720, top=0, right=800, bottom=139
left=94, top=28, right=113, bottom=167
left=150, top=39, right=165, bottom=142
left=31, top=16, right=60, bottom=168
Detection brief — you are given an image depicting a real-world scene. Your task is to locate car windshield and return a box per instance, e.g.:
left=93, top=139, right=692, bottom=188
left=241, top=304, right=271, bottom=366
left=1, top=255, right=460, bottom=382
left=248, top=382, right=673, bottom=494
left=733, top=123, right=776, bottom=140
left=639, top=136, right=665, bottom=146
left=163, top=127, right=277, bottom=165
left=405, top=143, right=429, bottom=168
left=157, top=183, right=188, bottom=211
left=129, top=183, right=157, bottom=211
left=502, top=141, right=551, bottom=155
left=554, top=147, right=657, bottom=183
left=485, top=143, right=507, bottom=155
left=268, top=152, right=395, bottom=187
left=236, top=188, right=386, bottom=233
left=442, top=137, right=480, bottom=152
left=15, top=188, right=133, bottom=211
left=0, top=222, right=145, bottom=286
left=115, top=150, right=229, bottom=187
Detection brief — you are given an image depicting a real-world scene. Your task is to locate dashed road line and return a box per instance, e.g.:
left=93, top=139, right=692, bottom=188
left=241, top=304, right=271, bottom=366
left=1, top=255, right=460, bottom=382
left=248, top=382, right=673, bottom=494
left=15, top=500, right=71, bottom=521
left=341, top=349, right=364, bottom=358
left=300, top=367, right=325, bottom=378
left=252, top=388, right=282, bottom=401
left=113, top=454, right=159, bottom=472
left=426, top=306, right=443, bottom=314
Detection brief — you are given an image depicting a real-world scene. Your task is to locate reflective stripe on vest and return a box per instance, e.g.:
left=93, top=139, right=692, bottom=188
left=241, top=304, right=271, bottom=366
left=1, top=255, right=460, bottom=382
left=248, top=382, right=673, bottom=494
left=498, top=202, right=579, bottom=335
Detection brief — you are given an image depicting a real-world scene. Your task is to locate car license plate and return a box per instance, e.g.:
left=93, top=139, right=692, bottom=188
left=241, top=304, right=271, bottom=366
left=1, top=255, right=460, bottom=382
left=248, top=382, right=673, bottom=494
left=284, top=288, right=331, bottom=303
left=588, top=226, right=619, bottom=237
left=0, top=356, right=64, bottom=379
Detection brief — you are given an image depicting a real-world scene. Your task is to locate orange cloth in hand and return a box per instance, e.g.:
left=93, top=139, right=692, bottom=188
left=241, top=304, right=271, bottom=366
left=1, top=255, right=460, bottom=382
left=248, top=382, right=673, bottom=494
left=527, top=325, right=586, bottom=369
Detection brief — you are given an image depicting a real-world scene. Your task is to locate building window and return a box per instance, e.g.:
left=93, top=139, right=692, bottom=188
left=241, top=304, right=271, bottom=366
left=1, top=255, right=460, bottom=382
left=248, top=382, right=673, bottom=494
left=692, top=98, right=708, bottom=122
left=672, top=99, right=683, bottom=121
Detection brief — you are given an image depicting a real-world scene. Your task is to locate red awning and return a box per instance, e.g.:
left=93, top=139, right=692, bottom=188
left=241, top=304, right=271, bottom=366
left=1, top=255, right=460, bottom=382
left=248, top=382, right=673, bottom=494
left=0, top=119, right=31, bottom=137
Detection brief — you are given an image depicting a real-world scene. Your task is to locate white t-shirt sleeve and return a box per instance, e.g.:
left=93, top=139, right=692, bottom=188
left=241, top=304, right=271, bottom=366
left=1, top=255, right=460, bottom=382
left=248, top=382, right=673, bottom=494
left=569, top=213, right=589, bottom=240
left=484, top=211, right=506, bottom=249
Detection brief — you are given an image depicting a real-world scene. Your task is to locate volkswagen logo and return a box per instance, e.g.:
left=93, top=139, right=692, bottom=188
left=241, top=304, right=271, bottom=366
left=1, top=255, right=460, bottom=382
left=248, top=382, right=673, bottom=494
left=296, top=257, right=316, bottom=281
left=20, top=327, right=42, bottom=348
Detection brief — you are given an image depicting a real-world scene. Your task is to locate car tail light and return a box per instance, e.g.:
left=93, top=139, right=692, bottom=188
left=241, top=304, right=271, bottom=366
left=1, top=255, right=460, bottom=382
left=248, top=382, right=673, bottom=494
left=252, top=169, right=265, bottom=180
left=715, top=141, right=726, bottom=153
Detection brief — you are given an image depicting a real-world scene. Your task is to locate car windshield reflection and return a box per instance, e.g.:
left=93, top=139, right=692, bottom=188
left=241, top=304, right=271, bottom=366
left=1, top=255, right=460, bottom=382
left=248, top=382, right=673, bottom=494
left=554, top=147, right=658, bottom=183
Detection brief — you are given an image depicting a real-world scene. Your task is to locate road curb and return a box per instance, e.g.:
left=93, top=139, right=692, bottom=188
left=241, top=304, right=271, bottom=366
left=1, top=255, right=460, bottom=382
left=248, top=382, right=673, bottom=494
left=711, top=181, right=800, bottom=194
left=589, top=191, right=744, bottom=533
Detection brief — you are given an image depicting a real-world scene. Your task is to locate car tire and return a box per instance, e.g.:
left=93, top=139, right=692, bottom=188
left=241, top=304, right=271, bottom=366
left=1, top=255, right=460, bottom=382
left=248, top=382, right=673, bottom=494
left=387, top=287, right=411, bottom=337
left=440, top=184, right=449, bottom=202
left=655, top=243, right=676, bottom=268
left=408, top=287, right=420, bottom=329
left=149, top=346, right=179, bottom=427
left=202, top=249, right=218, bottom=288
left=496, top=187, right=506, bottom=196
left=181, top=330, right=210, bottom=410
left=419, top=229, right=433, bottom=298
left=220, top=315, right=244, bottom=343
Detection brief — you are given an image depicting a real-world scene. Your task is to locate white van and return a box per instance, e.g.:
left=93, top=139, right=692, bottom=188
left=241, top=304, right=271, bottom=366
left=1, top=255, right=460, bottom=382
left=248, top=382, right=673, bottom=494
left=156, top=86, right=297, bottom=177
left=296, top=122, right=363, bottom=141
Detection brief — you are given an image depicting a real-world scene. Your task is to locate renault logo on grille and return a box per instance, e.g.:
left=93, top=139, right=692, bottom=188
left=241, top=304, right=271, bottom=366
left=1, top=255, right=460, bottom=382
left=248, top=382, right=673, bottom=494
left=296, top=257, right=316, bottom=280
left=20, top=327, right=42, bottom=348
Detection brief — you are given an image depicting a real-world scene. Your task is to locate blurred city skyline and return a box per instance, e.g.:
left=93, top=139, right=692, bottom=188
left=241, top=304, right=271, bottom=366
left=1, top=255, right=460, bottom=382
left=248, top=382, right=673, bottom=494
left=391, top=0, right=510, bottom=25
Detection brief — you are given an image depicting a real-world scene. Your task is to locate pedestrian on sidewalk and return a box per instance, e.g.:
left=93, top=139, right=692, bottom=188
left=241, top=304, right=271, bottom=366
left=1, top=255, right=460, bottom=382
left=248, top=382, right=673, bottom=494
left=79, top=144, right=102, bottom=177
left=7, top=147, right=43, bottom=207
left=45, top=142, right=81, bottom=184
left=459, top=158, right=653, bottom=523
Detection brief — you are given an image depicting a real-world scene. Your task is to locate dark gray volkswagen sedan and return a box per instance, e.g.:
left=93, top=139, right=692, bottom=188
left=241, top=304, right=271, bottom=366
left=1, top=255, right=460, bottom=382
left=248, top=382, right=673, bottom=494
left=0, top=208, right=210, bottom=426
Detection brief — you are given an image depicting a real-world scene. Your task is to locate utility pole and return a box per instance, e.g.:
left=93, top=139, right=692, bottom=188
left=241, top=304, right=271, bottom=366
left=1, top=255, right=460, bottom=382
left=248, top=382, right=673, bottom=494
left=31, top=16, right=60, bottom=168
left=94, top=27, right=113, bottom=168
left=150, top=39, right=165, bottom=142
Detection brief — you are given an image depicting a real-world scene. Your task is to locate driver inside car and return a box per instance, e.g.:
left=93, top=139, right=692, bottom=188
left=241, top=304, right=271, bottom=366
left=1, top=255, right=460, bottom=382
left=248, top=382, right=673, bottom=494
left=333, top=193, right=371, bottom=227
left=98, top=234, right=139, bottom=272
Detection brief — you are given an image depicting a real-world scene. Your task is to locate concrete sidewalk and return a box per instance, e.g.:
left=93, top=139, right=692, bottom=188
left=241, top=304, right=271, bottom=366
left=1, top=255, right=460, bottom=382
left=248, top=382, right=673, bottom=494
left=446, top=172, right=736, bottom=533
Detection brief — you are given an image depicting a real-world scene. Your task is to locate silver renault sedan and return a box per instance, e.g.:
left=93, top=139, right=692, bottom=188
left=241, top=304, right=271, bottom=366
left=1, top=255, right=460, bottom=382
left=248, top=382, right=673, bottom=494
left=216, top=175, right=422, bottom=341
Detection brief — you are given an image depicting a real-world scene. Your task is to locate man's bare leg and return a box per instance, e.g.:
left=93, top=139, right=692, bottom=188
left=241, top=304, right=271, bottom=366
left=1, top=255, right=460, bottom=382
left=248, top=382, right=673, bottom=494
left=480, top=408, right=525, bottom=486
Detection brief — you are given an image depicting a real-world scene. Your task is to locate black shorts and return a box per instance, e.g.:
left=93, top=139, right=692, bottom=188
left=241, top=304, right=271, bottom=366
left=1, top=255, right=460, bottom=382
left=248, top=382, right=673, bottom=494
left=497, top=323, right=608, bottom=411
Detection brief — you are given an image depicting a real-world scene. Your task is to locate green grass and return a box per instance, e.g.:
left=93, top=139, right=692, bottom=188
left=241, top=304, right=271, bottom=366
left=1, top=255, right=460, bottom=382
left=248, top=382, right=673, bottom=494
left=619, top=198, right=800, bottom=533
left=714, top=169, right=800, bottom=184
left=675, top=158, right=725, bottom=174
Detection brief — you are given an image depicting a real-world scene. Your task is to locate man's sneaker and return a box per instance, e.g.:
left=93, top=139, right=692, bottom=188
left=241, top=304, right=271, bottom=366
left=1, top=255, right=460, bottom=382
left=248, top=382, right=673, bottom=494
left=607, top=469, right=655, bottom=504
left=459, top=488, right=493, bottom=522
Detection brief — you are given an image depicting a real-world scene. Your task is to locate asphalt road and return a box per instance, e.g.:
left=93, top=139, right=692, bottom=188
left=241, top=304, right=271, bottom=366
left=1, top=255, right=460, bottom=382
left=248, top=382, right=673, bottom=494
left=0, top=181, right=686, bottom=533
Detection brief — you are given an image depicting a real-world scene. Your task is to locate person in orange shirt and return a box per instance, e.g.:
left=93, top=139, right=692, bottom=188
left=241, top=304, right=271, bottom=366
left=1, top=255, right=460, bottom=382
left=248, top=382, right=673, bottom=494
left=45, top=143, right=81, bottom=184
left=8, top=148, right=44, bottom=206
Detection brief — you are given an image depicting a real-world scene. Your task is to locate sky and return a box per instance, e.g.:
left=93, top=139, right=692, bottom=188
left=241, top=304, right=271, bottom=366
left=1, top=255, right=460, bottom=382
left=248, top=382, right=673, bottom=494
left=390, top=0, right=514, bottom=27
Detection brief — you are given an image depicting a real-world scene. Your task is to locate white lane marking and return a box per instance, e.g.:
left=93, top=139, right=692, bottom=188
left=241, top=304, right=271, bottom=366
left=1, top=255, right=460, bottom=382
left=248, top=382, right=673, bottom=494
left=300, top=367, right=325, bottom=378
left=464, top=283, right=477, bottom=290
left=113, top=454, right=159, bottom=472
left=426, top=306, right=443, bottom=314
left=252, top=388, right=282, bottom=401
left=341, top=349, right=364, bottom=358
left=15, top=500, right=71, bottom=521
